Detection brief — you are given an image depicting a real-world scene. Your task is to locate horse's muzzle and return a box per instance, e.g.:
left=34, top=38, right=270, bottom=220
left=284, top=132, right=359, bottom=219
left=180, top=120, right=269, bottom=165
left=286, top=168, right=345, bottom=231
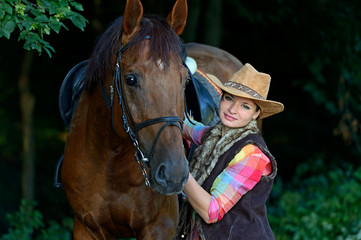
left=151, top=158, right=189, bottom=195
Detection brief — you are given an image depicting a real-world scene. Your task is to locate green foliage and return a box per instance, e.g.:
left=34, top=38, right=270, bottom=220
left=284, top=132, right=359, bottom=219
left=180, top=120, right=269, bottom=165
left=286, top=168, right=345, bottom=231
left=0, top=200, right=138, bottom=239
left=298, top=1, right=361, bottom=153
left=225, top=0, right=361, bottom=155
left=0, top=0, right=88, bottom=57
left=0, top=199, right=72, bottom=240
left=269, top=161, right=361, bottom=239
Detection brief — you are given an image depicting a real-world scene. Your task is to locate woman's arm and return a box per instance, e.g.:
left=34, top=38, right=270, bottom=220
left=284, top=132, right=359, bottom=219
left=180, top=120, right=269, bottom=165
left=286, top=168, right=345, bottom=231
left=183, top=118, right=210, bottom=146
left=183, top=173, right=211, bottom=222
left=207, top=144, right=271, bottom=223
left=184, top=144, right=272, bottom=224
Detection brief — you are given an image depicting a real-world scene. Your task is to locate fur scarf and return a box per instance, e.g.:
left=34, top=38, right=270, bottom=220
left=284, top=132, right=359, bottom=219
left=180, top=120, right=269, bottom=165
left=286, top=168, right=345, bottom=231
left=190, top=119, right=259, bottom=185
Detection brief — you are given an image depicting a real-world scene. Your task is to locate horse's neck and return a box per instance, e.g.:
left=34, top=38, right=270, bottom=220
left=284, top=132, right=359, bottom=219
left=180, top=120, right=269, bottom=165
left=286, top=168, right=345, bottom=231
left=75, top=88, right=130, bottom=153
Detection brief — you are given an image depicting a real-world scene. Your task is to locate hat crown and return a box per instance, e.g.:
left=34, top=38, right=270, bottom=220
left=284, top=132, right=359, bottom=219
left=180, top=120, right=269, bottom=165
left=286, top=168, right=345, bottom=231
left=228, top=63, right=270, bottom=100
left=206, top=63, right=284, bottom=119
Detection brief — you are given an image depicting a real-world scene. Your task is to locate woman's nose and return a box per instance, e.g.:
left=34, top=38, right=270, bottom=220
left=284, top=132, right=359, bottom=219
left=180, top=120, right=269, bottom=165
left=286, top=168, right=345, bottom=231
left=228, top=103, right=236, bottom=113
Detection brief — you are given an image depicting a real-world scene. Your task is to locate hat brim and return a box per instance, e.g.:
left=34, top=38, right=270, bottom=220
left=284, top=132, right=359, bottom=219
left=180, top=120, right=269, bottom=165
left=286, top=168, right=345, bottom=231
left=208, top=74, right=284, bottom=119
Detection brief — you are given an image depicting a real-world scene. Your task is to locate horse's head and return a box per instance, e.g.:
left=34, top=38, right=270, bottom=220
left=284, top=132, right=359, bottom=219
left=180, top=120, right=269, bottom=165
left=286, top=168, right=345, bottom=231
left=119, top=0, right=189, bottom=195
left=85, top=0, right=189, bottom=195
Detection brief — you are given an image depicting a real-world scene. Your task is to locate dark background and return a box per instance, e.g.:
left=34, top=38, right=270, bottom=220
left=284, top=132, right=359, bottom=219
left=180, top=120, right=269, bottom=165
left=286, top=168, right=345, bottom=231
left=1, top=0, right=360, bottom=237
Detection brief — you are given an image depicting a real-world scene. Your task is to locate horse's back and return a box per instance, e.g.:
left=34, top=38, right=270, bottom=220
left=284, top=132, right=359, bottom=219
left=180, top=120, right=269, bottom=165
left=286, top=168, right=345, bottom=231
left=185, top=42, right=243, bottom=83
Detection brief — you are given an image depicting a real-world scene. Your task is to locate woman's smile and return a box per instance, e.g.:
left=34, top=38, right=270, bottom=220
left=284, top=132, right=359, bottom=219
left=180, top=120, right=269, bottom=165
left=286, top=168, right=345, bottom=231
left=224, top=113, right=237, bottom=121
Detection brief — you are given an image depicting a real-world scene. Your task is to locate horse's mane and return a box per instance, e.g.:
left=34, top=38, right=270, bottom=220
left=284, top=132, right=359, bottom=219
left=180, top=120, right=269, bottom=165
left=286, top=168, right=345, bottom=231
left=84, top=15, right=183, bottom=89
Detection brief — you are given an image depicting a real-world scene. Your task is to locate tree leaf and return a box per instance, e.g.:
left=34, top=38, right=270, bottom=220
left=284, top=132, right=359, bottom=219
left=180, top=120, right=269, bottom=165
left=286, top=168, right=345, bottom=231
left=70, top=2, right=84, bottom=11
left=43, top=46, right=52, bottom=58
left=0, top=4, right=5, bottom=19
left=34, top=15, right=49, bottom=23
left=70, top=13, right=86, bottom=31
left=49, top=17, right=61, bottom=33
left=41, top=0, right=51, bottom=9
left=3, top=3, right=13, bottom=15
left=2, top=19, right=16, bottom=39
left=30, top=7, right=41, bottom=17
left=21, top=15, right=34, bottom=31
left=36, top=0, right=45, bottom=9
left=59, top=7, right=72, bottom=18
left=59, top=0, right=70, bottom=8
left=49, top=1, right=60, bottom=15
left=44, top=25, right=50, bottom=35
left=18, top=29, right=28, bottom=40
left=61, top=22, right=68, bottom=31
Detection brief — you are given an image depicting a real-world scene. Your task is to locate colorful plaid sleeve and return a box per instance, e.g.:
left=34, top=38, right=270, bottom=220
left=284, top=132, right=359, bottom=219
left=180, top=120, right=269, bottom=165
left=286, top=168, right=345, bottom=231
left=183, top=118, right=210, bottom=146
left=207, top=144, right=272, bottom=223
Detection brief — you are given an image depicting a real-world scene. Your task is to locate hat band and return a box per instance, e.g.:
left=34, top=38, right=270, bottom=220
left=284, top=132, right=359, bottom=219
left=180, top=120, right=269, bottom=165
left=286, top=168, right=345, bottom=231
left=224, top=81, right=264, bottom=100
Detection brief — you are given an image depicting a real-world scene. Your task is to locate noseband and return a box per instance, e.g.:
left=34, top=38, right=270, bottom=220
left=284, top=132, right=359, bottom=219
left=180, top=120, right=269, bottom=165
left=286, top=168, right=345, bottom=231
left=100, top=35, right=185, bottom=187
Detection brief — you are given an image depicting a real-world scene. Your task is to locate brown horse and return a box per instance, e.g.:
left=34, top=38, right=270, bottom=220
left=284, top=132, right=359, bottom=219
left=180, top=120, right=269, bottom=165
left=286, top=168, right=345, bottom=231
left=60, top=0, right=245, bottom=239
left=185, top=42, right=243, bottom=82
left=61, top=0, right=190, bottom=239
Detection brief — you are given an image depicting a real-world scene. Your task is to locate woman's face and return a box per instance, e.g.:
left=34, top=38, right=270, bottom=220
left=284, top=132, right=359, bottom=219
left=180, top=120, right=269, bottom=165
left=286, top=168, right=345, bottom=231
left=218, top=92, right=260, bottom=133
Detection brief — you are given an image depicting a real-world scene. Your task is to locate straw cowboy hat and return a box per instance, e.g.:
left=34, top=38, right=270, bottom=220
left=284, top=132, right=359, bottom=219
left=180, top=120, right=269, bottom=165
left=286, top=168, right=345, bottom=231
left=207, top=63, right=284, bottom=119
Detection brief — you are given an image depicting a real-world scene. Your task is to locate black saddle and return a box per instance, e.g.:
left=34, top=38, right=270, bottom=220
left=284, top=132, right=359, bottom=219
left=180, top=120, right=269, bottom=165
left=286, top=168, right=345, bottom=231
left=185, top=70, right=220, bottom=126
left=59, top=60, right=88, bottom=129
left=54, top=59, right=220, bottom=188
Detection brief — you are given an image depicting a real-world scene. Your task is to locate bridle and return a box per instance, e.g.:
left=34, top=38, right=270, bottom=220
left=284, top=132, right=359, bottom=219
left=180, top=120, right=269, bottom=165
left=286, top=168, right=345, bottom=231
left=100, top=35, right=191, bottom=187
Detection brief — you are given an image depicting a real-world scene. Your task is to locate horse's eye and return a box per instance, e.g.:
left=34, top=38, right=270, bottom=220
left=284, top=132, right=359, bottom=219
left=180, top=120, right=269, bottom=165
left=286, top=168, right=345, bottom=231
left=124, top=75, right=137, bottom=86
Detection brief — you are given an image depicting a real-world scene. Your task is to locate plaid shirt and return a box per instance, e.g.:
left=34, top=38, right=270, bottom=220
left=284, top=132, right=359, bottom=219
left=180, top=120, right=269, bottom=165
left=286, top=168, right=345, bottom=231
left=183, top=119, right=271, bottom=224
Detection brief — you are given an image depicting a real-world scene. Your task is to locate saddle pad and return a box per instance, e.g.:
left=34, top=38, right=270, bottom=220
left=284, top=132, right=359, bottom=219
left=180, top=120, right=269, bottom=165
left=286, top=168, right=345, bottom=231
left=195, top=69, right=222, bottom=103
left=193, top=69, right=222, bottom=126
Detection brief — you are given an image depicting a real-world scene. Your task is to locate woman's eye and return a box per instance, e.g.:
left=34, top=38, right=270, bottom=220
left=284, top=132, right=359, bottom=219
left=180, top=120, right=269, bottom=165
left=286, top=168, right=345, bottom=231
left=125, top=75, right=137, bottom=86
left=225, top=95, right=233, bottom=101
left=242, top=104, right=250, bottom=110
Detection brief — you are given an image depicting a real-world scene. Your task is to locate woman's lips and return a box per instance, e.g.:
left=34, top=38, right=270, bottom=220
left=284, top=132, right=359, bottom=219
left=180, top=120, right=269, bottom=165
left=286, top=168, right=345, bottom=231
left=224, top=113, right=236, bottom=121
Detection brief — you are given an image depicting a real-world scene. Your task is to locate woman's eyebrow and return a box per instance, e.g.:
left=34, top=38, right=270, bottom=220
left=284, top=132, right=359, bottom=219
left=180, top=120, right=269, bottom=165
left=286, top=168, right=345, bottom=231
left=241, top=101, right=257, bottom=108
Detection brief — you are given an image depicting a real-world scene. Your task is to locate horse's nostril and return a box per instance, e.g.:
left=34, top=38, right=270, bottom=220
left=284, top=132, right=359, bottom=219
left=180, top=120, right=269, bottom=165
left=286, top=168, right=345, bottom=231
left=155, top=164, right=167, bottom=186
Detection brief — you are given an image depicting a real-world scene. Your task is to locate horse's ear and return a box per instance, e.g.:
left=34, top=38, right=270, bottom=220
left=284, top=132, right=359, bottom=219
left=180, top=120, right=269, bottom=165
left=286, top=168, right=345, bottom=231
left=166, top=0, right=188, bottom=35
left=122, top=0, right=143, bottom=39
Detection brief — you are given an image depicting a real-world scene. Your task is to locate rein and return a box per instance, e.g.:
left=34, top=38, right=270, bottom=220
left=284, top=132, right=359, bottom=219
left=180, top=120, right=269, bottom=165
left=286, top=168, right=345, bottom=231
left=100, top=35, right=184, bottom=187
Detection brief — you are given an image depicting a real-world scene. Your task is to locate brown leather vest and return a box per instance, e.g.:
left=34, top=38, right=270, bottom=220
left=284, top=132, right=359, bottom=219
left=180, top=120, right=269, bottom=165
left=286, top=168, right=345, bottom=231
left=198, top=133, right=277, bottom=240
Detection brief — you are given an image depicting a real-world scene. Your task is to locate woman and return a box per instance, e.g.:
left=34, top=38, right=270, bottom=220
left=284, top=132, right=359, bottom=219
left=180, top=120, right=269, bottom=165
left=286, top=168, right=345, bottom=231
left=174, top=63, right=284, bottom=240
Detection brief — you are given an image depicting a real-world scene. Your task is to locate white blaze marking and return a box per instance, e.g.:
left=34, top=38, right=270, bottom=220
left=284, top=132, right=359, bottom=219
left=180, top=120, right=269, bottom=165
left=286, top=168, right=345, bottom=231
left=157, top=59, right=164, bottom=70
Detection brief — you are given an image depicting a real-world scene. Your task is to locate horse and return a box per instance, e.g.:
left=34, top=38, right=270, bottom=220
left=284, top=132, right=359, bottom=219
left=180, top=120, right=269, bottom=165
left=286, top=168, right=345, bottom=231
left=59, top=0, right=244, bottom=239
left=61, top=0, right=190, bottom=239
left=185, top=42, right=243, bottom=83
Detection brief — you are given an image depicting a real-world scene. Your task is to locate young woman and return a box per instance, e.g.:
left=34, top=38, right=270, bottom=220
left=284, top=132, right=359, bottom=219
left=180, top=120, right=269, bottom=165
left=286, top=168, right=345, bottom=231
left=174, top=63, right=284, bottom=240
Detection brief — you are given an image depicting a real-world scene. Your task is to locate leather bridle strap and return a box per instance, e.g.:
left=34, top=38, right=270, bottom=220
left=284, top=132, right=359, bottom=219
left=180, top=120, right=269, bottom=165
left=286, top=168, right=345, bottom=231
left=134, top=116, right=183, bottom=132
left=135, top=116, right=183, bottom=160
left=100, top=35, right=184, bottom=187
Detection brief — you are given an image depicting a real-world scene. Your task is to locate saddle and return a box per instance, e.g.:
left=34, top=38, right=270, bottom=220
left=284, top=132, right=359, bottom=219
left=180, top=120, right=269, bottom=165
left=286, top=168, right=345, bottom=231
left=186, top=69, right=221, bottom=126
left=55, top=57, right=221, bottom=187
left=59, top=60, right=88, bottom=129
